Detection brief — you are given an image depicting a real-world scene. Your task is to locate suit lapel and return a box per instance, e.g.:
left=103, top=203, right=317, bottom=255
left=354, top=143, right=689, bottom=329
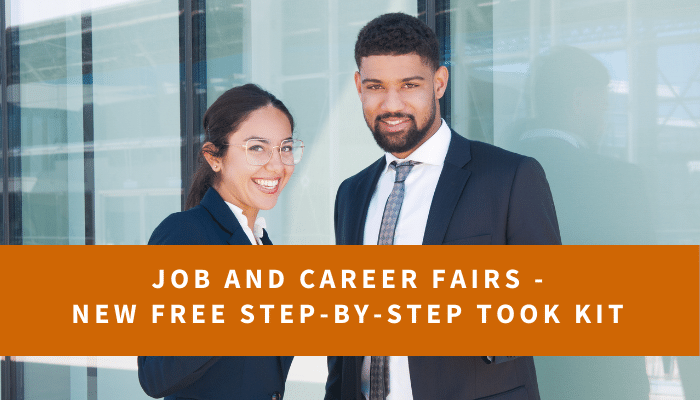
left=260, top=229, right=273, bottom=245
left=200, top=187, right=251, bottom=245
left=350, top=157, right=386, bottom=245
left=422, top=132, right=472, bottom=245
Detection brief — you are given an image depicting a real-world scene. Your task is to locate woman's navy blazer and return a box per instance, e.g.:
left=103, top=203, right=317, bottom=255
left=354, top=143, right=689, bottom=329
left=148, top=187, right=272, bottom=246
left=140, top=188, right=293, bottom=400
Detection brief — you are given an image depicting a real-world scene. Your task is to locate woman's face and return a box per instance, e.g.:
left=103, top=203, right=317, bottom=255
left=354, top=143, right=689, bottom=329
left=207, top=105, right=295, bottom=216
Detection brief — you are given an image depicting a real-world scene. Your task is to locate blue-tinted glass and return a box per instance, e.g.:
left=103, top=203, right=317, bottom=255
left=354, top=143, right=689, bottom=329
left=446, top=0, right=700, bottom=397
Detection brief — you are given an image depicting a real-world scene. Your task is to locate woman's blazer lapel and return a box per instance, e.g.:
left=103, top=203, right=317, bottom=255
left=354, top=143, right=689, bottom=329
left=199, top=188, right=255, bottom=245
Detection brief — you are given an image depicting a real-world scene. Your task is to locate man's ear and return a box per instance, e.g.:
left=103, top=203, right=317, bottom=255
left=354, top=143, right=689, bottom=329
left=354, top=71, right=363, bottom=97
left=202, top=142, right=221, bottom=172
left=434, top=66, right=449, bottom=100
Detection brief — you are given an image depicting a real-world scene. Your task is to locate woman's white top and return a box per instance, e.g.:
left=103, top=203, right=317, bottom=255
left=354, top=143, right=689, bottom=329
left=224, top=201, right=266, bottom=245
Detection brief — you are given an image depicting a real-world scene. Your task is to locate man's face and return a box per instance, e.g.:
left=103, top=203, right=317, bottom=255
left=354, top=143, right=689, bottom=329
left=355, top=53, right=448, bottom=158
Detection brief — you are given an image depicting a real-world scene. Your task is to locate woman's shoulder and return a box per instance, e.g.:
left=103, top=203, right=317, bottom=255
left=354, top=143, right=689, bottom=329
left=148, top=205, right=217, bottom=245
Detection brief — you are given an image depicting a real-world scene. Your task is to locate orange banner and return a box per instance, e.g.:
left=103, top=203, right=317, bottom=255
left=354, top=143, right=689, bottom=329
left=0, top=246, right=697, bottom=355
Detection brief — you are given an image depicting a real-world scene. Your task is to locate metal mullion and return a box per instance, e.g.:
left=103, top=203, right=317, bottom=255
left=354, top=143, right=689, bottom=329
left=13, top=360, right=22, bottom=400
left=1, top=357, right=23, bottom=400
left=180, top=0, right=194, bottom=210
left=192, top=0, right=206, bottom=160
left=180, top=0, right=206, bottom=210
left=4, top=0, right=21, bottom=245
left=419, top=0, right=450, bottom=125
left=435, top=0, right=451, bottom=127
left=424, top=0, right=436, bottom=31
left=1, top=0, right=9, bottom=245
left=185, top=0, right=194, bottom=208
left=82, top=14, right=95, bottom=245
left=1, top=357, right=8, bottom=400
left=87, top=366, right=97, bottom=400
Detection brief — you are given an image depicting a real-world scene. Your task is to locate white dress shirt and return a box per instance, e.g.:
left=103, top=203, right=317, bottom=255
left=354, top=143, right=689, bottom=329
left=363, top=119, right=451, bottom=245
left=224, top=201, right=266, bottom=245
left=360, top=120, right=452, bottom=399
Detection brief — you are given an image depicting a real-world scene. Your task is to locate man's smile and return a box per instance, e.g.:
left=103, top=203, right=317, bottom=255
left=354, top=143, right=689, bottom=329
left=377, top=114, right=415, bottom=133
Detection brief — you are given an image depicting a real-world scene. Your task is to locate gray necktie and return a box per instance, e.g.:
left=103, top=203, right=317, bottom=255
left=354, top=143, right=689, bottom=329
left=369, top=356, right=389, bottom=400
left=377, top=161, right=419, bottom=245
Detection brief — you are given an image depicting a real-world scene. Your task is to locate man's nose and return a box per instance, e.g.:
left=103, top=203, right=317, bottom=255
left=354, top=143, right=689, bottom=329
left=380, top=88, right=405, bottom=112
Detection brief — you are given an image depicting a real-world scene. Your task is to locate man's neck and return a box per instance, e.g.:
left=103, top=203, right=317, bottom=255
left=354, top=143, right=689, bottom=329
left=390, top=116, right=443, bottom=159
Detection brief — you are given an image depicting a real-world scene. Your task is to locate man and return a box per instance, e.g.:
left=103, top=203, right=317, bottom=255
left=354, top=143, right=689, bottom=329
left=327, top=12, right=560, bottom=400
left=508, top=45, right=653, bottom=246
left=504, top=46, right=651, bottom=400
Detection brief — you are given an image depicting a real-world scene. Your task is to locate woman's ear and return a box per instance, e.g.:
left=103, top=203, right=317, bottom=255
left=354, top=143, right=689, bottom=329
left=202, top=142, right=221, bottom=172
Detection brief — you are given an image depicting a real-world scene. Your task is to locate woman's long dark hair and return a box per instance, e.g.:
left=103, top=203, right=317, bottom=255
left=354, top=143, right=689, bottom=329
left=185, top=84, right=294, bottom=210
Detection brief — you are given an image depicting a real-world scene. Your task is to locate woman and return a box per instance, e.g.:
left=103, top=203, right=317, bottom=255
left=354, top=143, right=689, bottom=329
left=139, top=84, right=303, bottom=400
left=148, top=83, right=303, bottom=246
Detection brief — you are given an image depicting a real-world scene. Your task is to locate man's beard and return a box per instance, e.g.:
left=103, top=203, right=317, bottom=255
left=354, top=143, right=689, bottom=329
left=368, top=97, right=437, bottom=155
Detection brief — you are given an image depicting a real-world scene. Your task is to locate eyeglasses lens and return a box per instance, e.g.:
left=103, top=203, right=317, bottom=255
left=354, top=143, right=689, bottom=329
left=245, top=139, right=303, bottom=166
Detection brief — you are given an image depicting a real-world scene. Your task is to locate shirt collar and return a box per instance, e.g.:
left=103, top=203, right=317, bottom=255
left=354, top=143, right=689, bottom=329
left=384, top=119, right=451, bottom=170
left=224, top=201, right=266, bottom=242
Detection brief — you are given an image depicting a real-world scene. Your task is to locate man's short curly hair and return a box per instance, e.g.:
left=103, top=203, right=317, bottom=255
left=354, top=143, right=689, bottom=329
left=355, top=12, right=440, bottom=71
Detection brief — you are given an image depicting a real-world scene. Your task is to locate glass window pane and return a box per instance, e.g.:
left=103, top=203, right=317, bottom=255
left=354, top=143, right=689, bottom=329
left=446, top=0, right=700, bottom=398
left=15, top=357, right=151, bottom=400
left=11, top=1, right=85, bottom=244
left=9, top=0, right=181, bottom=245
left=92, top=1, right=181, bottom=245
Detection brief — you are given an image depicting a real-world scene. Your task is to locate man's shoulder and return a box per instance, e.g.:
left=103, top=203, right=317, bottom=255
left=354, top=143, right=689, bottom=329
left=468, top=137, right=529, bottom=165
left=450, top=132, right=532, bottom=172
left=337, top=156, right=384, bottom=193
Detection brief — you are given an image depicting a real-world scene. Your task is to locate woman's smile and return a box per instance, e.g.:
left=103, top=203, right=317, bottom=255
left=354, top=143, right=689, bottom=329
left=253, top=178, right=281, bottom=193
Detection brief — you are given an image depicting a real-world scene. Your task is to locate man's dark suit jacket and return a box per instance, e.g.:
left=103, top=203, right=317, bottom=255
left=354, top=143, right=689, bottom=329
left=329, top=131, right=561, bottom=400
left=142, top=188, right=292, bottom=400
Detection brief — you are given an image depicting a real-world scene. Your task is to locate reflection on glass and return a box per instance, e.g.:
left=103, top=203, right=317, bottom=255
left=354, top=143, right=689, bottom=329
left=91, top=1, right=181, bottom=245
left=448, top=0, right=699, bottom=398
left=506, top=46, right=654, bottom=245
left=11, top=0, right=180, bottom=245
left=14, top=357, right=151, bottom=400
left=13, top=1, right=85, bottom=244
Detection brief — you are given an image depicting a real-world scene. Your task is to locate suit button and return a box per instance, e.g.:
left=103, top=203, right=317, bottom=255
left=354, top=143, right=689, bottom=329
left=271, top=391, right=281, bottom=400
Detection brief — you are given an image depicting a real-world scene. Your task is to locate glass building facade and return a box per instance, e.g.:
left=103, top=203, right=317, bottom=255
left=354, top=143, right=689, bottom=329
left=1, top=0, right=698, bottom=399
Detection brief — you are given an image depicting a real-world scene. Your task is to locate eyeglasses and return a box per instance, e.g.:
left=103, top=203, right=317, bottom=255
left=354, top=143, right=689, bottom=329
left=225, top=138, right=304, bottom=166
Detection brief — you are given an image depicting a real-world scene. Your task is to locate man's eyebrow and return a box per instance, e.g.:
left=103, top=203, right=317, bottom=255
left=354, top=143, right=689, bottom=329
left=361, top=76, right=426, bottom=84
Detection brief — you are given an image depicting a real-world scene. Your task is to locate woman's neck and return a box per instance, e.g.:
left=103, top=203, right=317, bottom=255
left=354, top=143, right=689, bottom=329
left=213, top=184, right=258, bottom=232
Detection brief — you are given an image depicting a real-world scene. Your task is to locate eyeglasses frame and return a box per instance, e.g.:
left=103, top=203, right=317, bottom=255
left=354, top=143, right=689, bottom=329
left=222, top=138, right=304, bottom=166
